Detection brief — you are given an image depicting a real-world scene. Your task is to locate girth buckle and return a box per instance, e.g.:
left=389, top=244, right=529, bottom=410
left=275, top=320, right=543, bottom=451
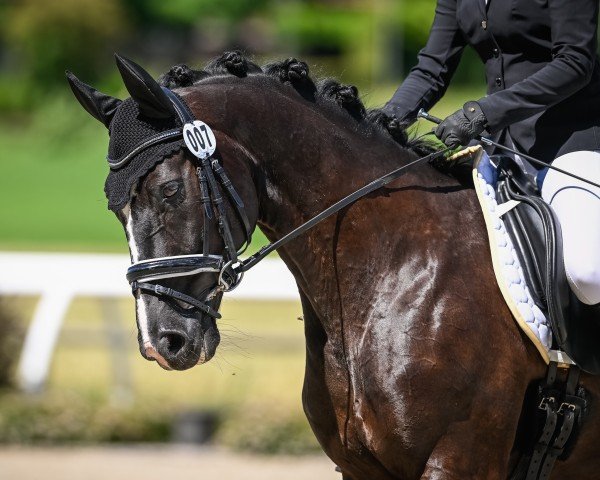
left=538, top=396, right=556, bottom=410
left=558, top=402, right=577, bottom=415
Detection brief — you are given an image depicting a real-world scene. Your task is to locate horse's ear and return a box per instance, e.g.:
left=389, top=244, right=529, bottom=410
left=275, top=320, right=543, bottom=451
left=114, top=53, right=175, bottom=119
left=66, top=71, right=122, bottom=129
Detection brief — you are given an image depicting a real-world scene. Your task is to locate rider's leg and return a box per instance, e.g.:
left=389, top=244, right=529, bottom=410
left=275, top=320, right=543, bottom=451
left=540, top=151, right=600, bottom=305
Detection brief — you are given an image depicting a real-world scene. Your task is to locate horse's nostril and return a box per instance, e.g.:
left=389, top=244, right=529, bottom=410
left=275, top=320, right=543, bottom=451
left=159, top=331, right=187, bottom=356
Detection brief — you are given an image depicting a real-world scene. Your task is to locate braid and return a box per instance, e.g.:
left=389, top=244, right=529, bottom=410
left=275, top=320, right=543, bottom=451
left=318, top=79, right=366, bottom=122
left=158, top=64, right=207, bottom=88
left=263, top=58, right=317, bottom=101
left=205, top=50, right=262, bottom=78
left=159, top=52, right=439, bottom=161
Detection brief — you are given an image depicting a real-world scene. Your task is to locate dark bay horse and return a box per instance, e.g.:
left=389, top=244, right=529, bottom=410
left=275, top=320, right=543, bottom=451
left=67, top=54, right=600, bottom=479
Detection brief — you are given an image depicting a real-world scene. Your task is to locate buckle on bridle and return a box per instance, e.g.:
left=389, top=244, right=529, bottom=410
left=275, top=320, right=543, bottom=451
left=218, top=260, right=243, bottom=293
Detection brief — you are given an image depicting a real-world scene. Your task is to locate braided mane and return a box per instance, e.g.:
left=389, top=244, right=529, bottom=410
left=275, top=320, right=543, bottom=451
left=158, top=51, right=437, bottom=159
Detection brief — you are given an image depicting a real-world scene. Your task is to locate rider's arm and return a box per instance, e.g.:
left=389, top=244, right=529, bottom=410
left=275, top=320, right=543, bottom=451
left=383, top=0, right=467, bottom=123
left=478, top=0, right=598, bottom=134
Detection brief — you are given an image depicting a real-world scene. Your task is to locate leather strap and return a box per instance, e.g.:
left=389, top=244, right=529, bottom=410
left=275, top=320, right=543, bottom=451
left=197, top=167, right=213, bottom=256
left=524, top=364, right=583, bottom=480
left=537, top=408, right=576, bottom=479
left=237, top=146, right=453, bottom=273
left=211, top=158, right=253, bottom=250
left=200, top=156, right=238, bottom=263
left=133, top=281, right=222, bottom=319
left=526, top=397, right=558, bottom=480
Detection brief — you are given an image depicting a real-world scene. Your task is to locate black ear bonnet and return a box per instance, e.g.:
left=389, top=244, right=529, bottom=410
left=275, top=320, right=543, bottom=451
left=68, top=54, right=195, bottom=212
left=104, top=95, right=188, bottom=212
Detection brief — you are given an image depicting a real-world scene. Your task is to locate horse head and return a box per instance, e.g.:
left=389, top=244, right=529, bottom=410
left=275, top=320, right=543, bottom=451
left=67, top=55, right=259, bottom=370
left=66, top=52, right=433, bottom=372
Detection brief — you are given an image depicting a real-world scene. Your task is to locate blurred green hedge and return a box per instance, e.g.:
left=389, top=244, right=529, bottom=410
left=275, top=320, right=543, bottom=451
left=0, top=391, right=170, bottom=444
left=0, top=0, right=488, bottom=112
left=217, top=403, right=320, bottom=455
left=0, top=391, right=319, bottom=454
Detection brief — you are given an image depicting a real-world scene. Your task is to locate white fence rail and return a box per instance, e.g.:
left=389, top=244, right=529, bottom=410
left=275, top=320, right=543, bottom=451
left=0, top=252, right=298, bottom=393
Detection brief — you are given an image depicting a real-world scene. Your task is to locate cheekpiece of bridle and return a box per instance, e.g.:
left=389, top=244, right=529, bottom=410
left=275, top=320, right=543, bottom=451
left=111, top=88, right=253, bottom=319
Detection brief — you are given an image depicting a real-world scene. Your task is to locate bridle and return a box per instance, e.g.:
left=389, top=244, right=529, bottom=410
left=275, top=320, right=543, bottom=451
left=113, top=88, right=451, bottom=320
left=114, top=88, right=253, bottom=319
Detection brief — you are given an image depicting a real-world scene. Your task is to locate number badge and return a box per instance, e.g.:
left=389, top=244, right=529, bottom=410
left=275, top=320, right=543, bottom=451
left=183, top=120, right=217, bottom=159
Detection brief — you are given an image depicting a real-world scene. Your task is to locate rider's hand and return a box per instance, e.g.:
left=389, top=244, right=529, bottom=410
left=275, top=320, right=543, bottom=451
left=435, top=101, right=487, bottom=148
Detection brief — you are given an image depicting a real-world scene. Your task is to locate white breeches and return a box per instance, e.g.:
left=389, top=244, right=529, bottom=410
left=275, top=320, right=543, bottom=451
left=541, top=151, right=600, bottom=305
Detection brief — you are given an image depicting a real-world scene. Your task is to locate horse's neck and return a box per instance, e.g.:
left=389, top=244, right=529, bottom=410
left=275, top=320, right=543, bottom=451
left=190, top=78, right=434, bottom=327
left=240, top=103, right=410, bottom=240
left=188, top=77, right=408, bottom=232
left=230, top=94, right=426, bottom=327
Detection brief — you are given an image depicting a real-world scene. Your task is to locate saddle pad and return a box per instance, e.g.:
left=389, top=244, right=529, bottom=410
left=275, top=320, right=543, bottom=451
left=464, top=146, right=553, bottom=363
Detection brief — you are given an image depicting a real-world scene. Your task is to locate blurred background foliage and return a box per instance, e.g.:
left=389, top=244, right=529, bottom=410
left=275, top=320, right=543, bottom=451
left=0, top=0, right=490, bottom=454
left=0, top=0, right=485, bottom=109
left=0, top=0, right=487, bottom=253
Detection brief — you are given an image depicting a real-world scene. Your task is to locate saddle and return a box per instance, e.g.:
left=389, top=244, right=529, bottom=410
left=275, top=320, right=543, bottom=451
left=467, top=146, right=600, bottom=374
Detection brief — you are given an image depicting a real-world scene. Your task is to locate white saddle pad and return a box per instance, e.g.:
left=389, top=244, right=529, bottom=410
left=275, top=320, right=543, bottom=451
left=463, top=146, right=556, bottom=363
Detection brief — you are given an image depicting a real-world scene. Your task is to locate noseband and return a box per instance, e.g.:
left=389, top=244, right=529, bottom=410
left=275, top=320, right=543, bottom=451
left=114, top=87, right=451, bottom=320
left=113, top=88, right=253, bottom=319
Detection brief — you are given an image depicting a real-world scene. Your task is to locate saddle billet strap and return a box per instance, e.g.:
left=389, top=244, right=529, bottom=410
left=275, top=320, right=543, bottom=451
left=565, top=365, right=580, bottom=396
left=537, top=408, right=577, bottom=480
left=524, top=364, right=584, bottom=480
left=526, top=397, right=558, bottom=480
left=132, top=281, right=222, bottom=319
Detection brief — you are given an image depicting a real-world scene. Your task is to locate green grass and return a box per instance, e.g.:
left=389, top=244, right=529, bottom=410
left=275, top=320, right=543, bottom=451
left=0, top=84, right=485, bottom=253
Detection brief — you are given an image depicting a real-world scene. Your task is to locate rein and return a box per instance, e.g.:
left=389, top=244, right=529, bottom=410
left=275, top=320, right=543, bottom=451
left=418, top=109, right=600, bottom=190
left=119, top=88, right=451, bottom=319
left=236, top=147, right=452, bottom=273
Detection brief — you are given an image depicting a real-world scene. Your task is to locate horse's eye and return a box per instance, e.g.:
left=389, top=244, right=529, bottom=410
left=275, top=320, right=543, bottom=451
left=163, top=181, right=180, bottom=198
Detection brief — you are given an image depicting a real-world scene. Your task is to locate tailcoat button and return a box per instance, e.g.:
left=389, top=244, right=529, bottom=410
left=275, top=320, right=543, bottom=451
left=481, top=20, right=487, bottom=29
left=495, top=77, right=502, bottom=87
left=493, top=48, right=499, bottom=57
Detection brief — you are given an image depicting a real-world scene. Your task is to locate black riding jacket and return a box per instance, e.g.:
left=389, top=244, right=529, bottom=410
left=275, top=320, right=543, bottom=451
left=384, top=0, right=600, bottom=161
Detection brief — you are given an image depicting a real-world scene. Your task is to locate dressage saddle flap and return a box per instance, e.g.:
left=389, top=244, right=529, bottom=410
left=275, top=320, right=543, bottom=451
left=494, top=156, right=600, bottom=373
left=495, top=158, right=569, bottom=343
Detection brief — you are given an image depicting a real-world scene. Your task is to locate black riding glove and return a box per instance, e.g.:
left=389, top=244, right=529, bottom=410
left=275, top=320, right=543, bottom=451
left=435, top=101, right=488, bottom=148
